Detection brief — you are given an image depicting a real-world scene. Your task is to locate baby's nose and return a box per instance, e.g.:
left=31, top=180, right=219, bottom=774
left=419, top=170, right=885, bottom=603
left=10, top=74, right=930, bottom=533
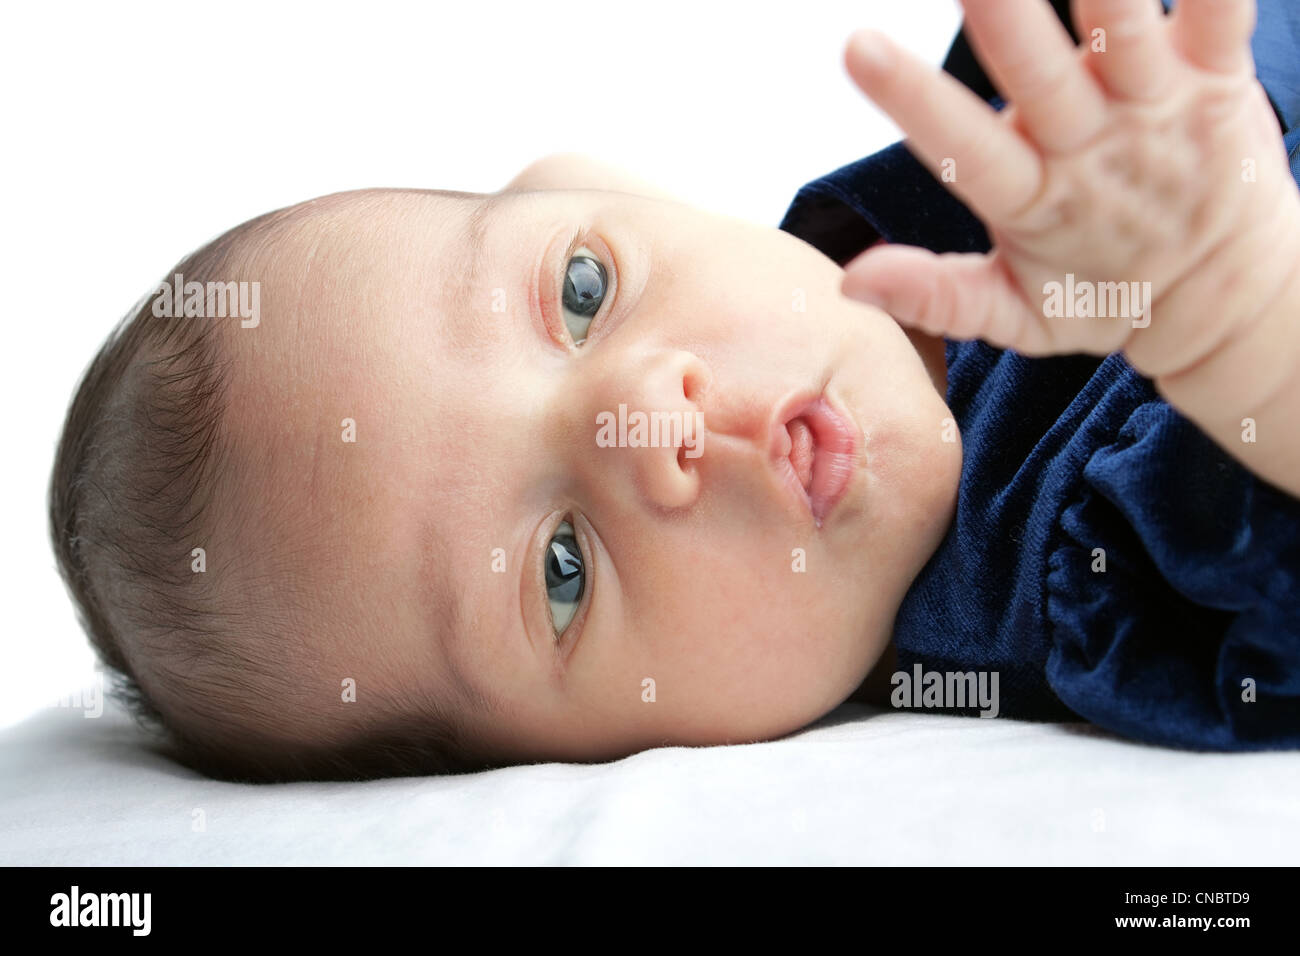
left=590, top=350, right=710, bottom=512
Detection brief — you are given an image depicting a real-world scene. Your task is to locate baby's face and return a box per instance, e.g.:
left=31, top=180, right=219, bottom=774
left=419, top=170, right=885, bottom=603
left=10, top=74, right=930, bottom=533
left=224, top=178, right=960, bottom=764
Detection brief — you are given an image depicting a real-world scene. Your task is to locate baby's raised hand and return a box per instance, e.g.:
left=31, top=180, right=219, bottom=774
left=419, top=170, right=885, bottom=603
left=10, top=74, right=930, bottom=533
left=840, top=0, right=1300, bottom=383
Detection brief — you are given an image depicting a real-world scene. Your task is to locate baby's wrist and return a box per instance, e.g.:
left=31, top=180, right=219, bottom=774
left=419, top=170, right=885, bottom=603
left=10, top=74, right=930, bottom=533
left=1154, top=261, right=1300, bottom=418
left=1151, top=257, right=1300, bottom=498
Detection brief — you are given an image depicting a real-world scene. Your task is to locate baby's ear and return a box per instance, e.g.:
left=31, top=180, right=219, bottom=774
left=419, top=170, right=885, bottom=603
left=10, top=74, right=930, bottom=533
left=503, top=152, right=683, bottom=202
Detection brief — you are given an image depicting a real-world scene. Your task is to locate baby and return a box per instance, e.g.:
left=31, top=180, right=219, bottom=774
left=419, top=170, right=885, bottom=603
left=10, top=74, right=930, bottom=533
left=49, top=0, right=1300, bottom=781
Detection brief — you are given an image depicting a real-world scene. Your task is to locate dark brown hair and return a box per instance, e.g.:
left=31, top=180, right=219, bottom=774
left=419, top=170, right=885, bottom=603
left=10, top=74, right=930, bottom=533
left=49, top=205, right=493, bottom=782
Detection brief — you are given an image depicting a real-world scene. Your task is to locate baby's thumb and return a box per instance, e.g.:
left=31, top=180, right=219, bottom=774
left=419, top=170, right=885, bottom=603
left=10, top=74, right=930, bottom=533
left=841, top=245, right=1047, bottom=354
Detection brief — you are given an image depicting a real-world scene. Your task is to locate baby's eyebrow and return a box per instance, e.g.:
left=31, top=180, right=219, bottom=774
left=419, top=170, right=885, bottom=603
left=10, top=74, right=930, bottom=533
left=418, top=512, right=512, bottom=724
left=440, top=190, right=517, bottom=356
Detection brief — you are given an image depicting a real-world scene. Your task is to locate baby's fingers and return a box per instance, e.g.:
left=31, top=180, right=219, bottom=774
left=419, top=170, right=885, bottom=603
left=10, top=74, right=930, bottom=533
left=957, top=0, right=1109, bottom=150
left=844, top=30, right=1042, bottom=223
left=1074, top=0, right=1176, bottom=100
left=1172, top=0, right=1256, bottom=74
left=841, top=245, right=1053, bottom=355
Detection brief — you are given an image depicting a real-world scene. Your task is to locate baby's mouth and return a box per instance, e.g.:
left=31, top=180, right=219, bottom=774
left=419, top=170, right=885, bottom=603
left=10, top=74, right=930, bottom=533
left=772, top=394, right=860, bottom=527
left=787, top=416, right=816, bottom=493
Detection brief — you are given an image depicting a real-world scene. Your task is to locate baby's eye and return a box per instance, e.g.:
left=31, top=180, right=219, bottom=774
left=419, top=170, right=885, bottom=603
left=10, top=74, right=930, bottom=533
left=544, top=519, right=586, bottom=637
left=561, top=247, right=606, bottom=346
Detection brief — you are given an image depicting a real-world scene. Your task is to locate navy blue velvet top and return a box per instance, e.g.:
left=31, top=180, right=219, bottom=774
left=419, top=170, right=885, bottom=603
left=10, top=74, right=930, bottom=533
left=778, top=0, right=1300, bottom=749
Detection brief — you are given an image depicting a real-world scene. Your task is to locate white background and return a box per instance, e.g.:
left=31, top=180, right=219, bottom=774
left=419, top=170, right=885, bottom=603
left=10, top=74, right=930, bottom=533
left=0, top=0, right=960, bottom=728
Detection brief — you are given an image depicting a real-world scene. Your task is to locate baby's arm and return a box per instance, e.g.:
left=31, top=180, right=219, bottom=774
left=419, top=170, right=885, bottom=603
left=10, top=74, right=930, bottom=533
left=839, top=0, right=1300, bottom=498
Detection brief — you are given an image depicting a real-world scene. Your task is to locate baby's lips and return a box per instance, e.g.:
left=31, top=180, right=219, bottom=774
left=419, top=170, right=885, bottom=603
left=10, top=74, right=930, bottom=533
left=787, top=417, right=815, bottom=492
left=769, top=393, right=860, bottom=527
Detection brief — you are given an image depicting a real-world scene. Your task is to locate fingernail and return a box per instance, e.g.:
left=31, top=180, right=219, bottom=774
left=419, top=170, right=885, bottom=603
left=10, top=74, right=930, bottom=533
left=848, top=29, right=891, bottom=73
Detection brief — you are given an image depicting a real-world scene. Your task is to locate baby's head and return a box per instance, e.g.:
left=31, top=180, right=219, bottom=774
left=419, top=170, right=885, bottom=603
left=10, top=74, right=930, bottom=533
left=50, top=156, right=961, bottom=781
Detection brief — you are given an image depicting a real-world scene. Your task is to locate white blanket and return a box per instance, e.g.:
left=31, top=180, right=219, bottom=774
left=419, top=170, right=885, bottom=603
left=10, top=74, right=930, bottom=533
left=4, top=698, right=1297, bottom=865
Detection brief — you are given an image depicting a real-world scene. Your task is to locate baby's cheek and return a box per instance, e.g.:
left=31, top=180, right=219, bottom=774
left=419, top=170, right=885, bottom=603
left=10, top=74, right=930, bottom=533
left=625, top=520, right=861, bottom=708
left=691, top=522, right=847, bottom=623
left=616, top=556, right=866, bottom=743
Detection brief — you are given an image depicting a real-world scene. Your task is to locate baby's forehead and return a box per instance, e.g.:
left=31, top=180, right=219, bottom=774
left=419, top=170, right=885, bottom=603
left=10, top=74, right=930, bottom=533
left=214, top=186, right=490, bottom=580
left=259, top=188, right=475, bottom=288
left=226, top=189, right=479, bottom=367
